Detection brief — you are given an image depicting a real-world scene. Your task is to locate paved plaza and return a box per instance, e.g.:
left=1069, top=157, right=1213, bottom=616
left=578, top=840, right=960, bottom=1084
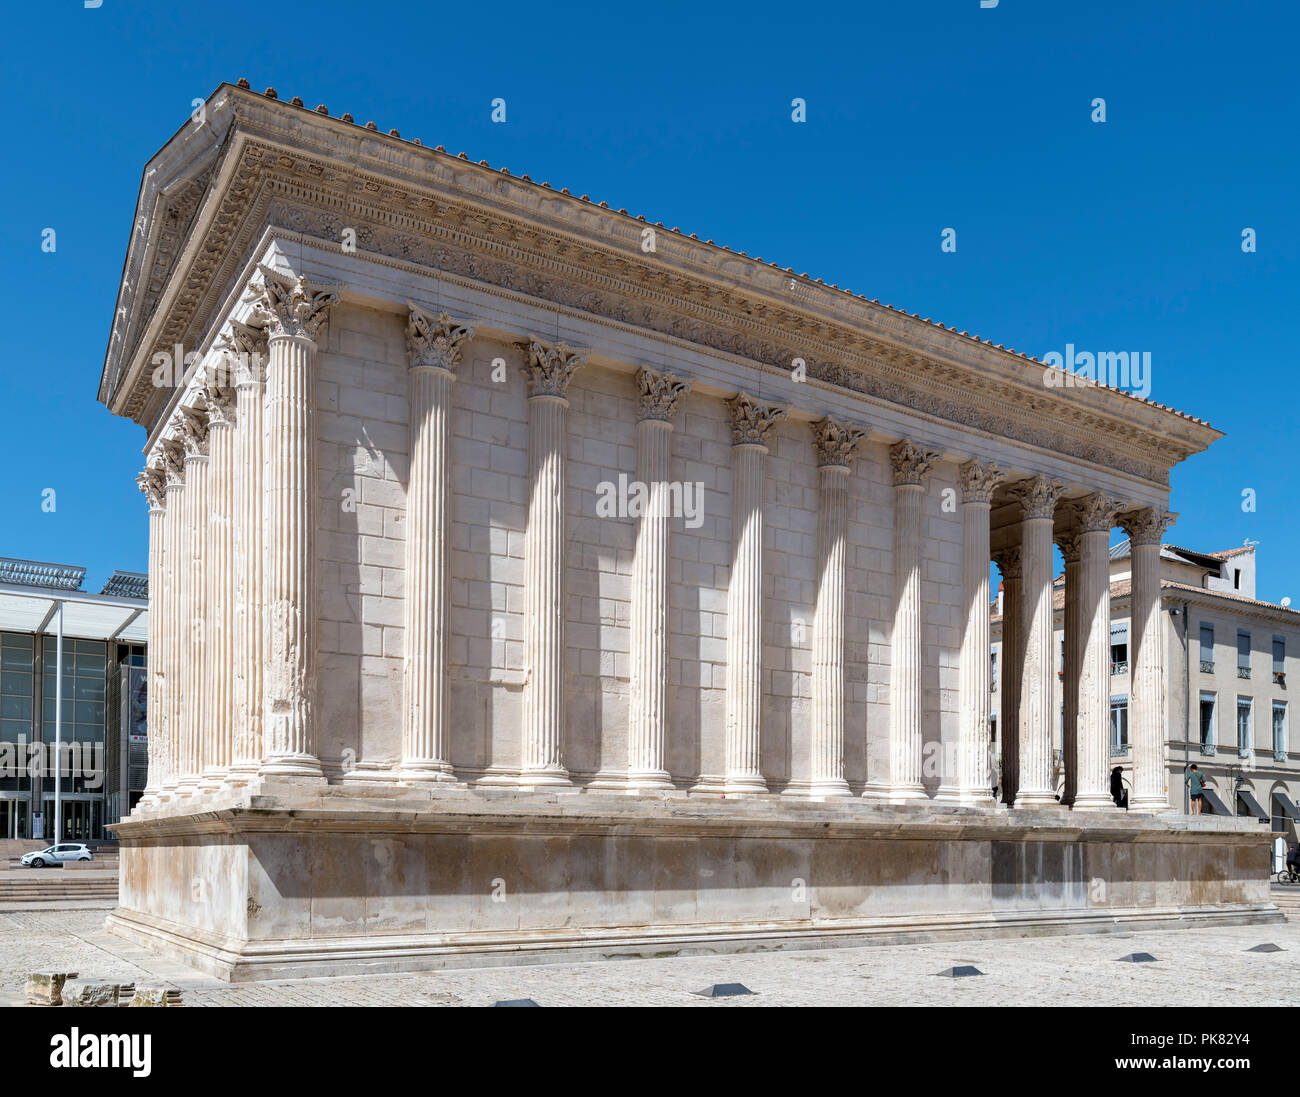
left=3, top=907, right=1297, bottom=1007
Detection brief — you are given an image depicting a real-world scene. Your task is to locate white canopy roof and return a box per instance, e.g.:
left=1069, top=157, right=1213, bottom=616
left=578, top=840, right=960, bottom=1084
left=0, top=583, right=148, bottom=644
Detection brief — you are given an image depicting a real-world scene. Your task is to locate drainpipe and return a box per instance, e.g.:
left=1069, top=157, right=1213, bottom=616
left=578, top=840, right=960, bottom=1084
left=1183, top=599, right=1191, bottom=815
left=53, top=600, right=63, bottom=845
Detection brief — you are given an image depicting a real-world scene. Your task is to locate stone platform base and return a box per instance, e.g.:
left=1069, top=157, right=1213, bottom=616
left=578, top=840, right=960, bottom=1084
left=105, top=783, right=1281, bottom=982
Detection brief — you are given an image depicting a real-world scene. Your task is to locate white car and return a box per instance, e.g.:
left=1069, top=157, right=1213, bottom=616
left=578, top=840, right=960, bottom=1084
left=20, top=844, right=93, bottom=868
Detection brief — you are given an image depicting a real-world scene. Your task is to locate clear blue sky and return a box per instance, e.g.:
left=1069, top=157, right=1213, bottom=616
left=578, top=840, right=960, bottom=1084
left=1, top=0, right=1296, bottom=598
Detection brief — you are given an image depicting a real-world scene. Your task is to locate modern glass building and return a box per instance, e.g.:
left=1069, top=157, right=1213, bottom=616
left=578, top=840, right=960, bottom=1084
left=0, top=557, right=148, bottom=841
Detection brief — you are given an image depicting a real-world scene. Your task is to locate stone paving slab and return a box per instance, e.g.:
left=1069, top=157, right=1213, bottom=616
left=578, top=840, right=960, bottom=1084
left=2, top=911, right=1298, bottom=1007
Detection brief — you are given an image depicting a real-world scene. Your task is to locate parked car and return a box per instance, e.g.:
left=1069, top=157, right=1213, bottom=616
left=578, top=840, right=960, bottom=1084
left=20, top=844, right=94, bottom=868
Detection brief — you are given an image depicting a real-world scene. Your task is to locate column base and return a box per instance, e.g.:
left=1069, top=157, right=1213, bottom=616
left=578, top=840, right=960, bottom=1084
left=790, top=779, right=852, bottom=799
left=1071, top=793, right=1119, bottom=812
left=259, top=754, right=325, bottom=779
left=1129, top=797, right=1175, bottom=815
left=516, top=767, right=571, bottom=788
left=720, top=774, right=768, bottom=796
left=956, top=789, right=997, bottom=807
left=224, top=763, right=261, bottom=787
left=397, top=763, right=459, bottom=784
left=624, top=770, right=675, bottom=791
left=861, top=781, right=928, bottom=804
left=1013, top=790, right=1062, bottom=809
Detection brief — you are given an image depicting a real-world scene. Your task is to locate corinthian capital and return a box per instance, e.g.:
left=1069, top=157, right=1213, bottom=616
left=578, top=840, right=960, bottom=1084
left=958, top=458, right=1004, bottom=503
left=179, top=405, right=209, bottom=458
left=519, top=337, right=587, bottom=398
left=407, top=306, right=474, bottom=372
left=137, top=464, right=166, bottom=509
left=1054, top=530, right=1083, bottom=563
left=216, top=318, right=269, bottom=387
left=202, top=372, right=237, bottom=428
left=1118, top=506, right=1176, bottom=546
left=727, top=392, right=787, bottom=446
left=992, top=545, right=1022, bottom=580
left=811, top=416, right=866, bottom=468
left=889, top=439, right=940, bottom=486
left=1009, top=474, right=1065, bottom=519
left=1071, top=491, right=1123, bottom=533
left=249, top=265, right=344, bottom=343
left=636, top=367, right=691, bottom=422
left=160, top=439, right=186, bottom=486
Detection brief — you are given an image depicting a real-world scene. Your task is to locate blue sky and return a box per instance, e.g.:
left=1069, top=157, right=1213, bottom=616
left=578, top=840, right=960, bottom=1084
left=1, top=0, right=1296, bottom=598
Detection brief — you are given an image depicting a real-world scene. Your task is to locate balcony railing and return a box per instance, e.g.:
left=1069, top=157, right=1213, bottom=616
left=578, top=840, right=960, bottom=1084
left=1237, top=666, right=1251, bottom=679
left=1200, top=742, right=1216, bottom=756
left=1110, top=661, right=1128, bottom=675
left=1110, top=743, right=1130, bottom=757
left=1200, top=660, right=1214, bottom=673
left=1238, top=745, right=1253, bottom=759
left=1275, top=750, right=1289, bottom=763
left=1274, top=671, right=1286, bottom=685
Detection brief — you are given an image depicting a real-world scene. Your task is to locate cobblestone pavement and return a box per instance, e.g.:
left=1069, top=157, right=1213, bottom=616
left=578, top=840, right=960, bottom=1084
left=3, top=909, right=1298, bottom=1006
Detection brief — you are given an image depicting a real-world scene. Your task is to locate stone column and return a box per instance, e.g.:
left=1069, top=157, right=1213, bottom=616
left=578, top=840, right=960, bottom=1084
left=1072, top=493, right=1122, bottom=810
left=1057, top=531, right=1082, bottom=806
left=627, top=367, right=690, bottom=790
left=1121, top=505, right=1175, bottom=813
left=805, top=417, right=866, bottom=797
left=1009, top=475, right=1065, bottom=808
left=178, top=406, right=210, bottom=792
left=723, top=393, right=787, bottom=795
left=223, top=320, right=268, bottom=781
left=159, top=438, right=186, bottom=795
left=957, top=459, right=1004, bottom=804
left=136, top=464, right=167, bottom=807
left=519, top=337, right=587, bottom=786
left=866, top=439, right=939, bottom=802
left=250, top=267, right=342, bottom=778
left=401, top=307, right=474, bottom=782
left=201, top=376, right=237, bottom=786
left=992, top=546, right=1022, bottom=805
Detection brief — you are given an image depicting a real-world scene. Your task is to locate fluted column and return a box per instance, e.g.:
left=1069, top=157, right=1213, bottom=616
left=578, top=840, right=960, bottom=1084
left=159, top=439, right=185, bottom=795
left=1057, top=531, right=1082, bottom=806
left=803, top=417, right=866, bottom=797
left=627, top=367, right=691, bottom=790
left=1009, top=475, right=1066, bottom=807
left=136, top=464, right=167, bottom=807
left=402, top=307, right=473, bottom=781
left=865, top=440, right=939, bottom=802
left=201, top=377, right=237, bottom=786
left=224, top=321, right=268, bottom=780
left=1072, top=493, right=1122, bottom=810
left=519, top=337, right=587, bottom=785
left=250, top=266, right=342, bottom=777
left=723, top=393, right=787, bottom=795
left=1121, top=505, right=1175, bottom=813
left=992, top=546, right=1022, bottom=805
left=178, top=406, right=210, bottom=792
left=957, top=459, right=1004, bottom=804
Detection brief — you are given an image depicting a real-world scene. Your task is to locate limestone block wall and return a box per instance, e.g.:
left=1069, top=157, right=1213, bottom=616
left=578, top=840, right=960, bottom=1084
left=304, top=300, right=969, bottom=791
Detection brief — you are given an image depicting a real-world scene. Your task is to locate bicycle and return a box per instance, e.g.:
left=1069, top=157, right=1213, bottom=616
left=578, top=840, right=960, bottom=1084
left=1275, top=867, right=1300, bottom=885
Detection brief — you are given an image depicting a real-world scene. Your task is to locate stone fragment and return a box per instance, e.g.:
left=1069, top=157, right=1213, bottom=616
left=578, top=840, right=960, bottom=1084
left=60, top=979, right=120, bottom=1006
left=127, top=986, right=171, bottom=1007
left=25, top=971, right=78, bottom=1006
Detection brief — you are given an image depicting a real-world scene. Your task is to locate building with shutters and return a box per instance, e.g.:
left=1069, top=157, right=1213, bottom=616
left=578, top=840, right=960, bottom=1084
left=0, top=557, right=149, bottom=842
left=992, top=541, right=1300, bottom=844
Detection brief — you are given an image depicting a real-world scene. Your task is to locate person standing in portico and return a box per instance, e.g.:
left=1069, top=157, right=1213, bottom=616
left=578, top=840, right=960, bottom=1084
left=1185, top=764, right=1206, bottom=815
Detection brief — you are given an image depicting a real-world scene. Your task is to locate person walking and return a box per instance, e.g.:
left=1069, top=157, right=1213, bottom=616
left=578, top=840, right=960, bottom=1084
left=1186, top=764, right=1206, bottom=815
left=1110, top=766, right=1128, bottom=809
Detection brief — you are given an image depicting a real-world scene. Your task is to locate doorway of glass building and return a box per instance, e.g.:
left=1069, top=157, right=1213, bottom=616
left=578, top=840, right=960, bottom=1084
left=0, top=798, right=28, bottom=838
left=42, top=798, right=100, bottom=841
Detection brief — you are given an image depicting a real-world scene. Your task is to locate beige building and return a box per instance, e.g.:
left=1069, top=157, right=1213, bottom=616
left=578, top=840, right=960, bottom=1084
left=993, top=542, right=1300, bottom=843
left=95, top=81, right=1276, bottom=980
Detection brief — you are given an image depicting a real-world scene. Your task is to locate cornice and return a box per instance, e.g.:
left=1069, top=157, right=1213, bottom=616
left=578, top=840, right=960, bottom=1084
left=101, top=83, right=1224, bottom=486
